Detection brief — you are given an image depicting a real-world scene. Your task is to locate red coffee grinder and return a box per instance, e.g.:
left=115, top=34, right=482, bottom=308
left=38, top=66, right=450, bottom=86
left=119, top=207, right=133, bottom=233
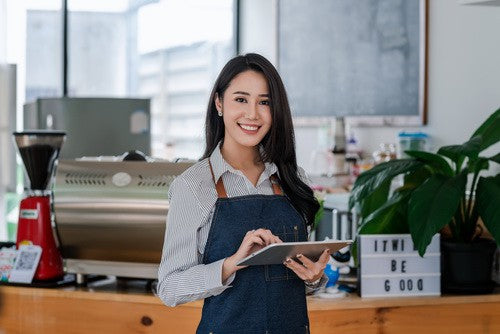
left=13, top=131, right=66, bottom=281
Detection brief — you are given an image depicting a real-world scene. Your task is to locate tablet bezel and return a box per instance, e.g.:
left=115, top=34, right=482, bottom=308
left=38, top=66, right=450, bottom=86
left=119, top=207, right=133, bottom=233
left=236, top=240, right=352, bottom=266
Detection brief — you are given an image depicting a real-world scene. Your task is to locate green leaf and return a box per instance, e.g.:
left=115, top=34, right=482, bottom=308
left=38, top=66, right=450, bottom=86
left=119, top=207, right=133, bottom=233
left=408, top=173, right=467, bottom=256
left=471, top=107, right=500, bottom=151
left=476, top=175, right=500, bottom=246
left=468, top=157, right=489, bottom=174
left=403, top=166, right=432, bottom=189
left=488, top=152, right=500, bottom=164
left=472, top=107, right=500, bottom=137
left=313, top=198, right=324, bottom=231
left=404, top=150, right=454, bottom=177
left=360, top=179, right=391, bottom=218
left=437, top=136, right=482, bottom=163
left=349, top=159, right=423, bottom=210
left=358, top=190, right=411, bottom=235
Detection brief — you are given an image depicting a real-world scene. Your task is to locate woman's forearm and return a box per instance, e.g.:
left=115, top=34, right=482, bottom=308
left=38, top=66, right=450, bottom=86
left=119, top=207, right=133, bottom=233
left=222, top=256, right=239, bottom=284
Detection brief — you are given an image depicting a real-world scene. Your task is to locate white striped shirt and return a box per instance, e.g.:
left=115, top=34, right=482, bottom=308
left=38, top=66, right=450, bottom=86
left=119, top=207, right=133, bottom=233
left=157, top=142, right=326, bottom=307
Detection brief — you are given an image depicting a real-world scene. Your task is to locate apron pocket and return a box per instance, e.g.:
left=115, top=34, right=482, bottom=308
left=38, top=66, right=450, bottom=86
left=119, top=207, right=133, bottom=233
left=265, top=264, right=291, bottom=281
left=264, top=224, right=302, bottom=282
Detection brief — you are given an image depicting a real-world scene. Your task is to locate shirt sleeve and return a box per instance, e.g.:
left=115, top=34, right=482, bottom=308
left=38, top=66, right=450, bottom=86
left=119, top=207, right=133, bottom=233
left=157, top=176, right=235, bottom=307
left=297, top=166, right=313, bottom=188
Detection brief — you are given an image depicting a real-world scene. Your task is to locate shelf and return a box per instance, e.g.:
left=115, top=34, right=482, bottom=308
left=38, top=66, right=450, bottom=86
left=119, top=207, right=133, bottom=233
left=459, top=0, right=500, bottom=6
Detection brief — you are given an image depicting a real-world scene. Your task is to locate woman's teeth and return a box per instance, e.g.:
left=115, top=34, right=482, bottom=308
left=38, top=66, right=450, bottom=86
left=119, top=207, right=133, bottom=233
left=240, top=124, right=259, bottom=131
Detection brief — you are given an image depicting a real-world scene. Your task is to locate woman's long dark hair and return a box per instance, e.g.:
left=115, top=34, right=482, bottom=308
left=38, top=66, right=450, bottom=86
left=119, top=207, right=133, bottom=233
left=201, top=53, right=319, bottom=228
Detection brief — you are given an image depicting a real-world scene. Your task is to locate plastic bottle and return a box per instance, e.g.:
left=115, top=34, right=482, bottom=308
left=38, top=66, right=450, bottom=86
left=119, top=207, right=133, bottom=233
left=331, top=118, right=347, bottom=175
left=346, top=131, right=361, bottom=157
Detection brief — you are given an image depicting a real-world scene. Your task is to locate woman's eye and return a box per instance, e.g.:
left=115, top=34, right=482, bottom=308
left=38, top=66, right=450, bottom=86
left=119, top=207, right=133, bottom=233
left=260, top=100, right=270, bottom=106
left=235, top=97, right=247, bottom=103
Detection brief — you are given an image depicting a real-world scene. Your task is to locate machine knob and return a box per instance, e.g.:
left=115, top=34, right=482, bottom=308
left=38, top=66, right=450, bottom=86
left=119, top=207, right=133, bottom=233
left=112, top=172, right=132, bottom=187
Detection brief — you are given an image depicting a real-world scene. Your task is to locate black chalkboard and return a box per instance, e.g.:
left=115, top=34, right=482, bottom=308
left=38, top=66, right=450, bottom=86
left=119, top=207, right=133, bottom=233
left=279, top=0, right=425, bottom=118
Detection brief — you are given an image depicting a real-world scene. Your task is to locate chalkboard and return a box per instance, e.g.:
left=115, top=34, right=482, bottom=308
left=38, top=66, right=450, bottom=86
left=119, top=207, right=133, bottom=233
left=278, top=0, right=426, bottom=119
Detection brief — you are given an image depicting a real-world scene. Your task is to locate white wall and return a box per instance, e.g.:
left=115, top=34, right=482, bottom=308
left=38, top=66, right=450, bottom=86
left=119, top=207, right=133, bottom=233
left=0, top=0, right=6, bottom=62
left=240, top=0, right=500, bottom=175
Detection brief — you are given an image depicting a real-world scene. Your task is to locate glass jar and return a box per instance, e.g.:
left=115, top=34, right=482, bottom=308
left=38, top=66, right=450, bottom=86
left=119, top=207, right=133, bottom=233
left=372, top=143, right=397, bottom=164
left=398, top=132, right=429, bottom=158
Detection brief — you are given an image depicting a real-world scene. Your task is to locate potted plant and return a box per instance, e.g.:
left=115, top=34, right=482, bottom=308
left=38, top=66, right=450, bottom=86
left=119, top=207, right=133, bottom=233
left=349, top=108, right=499, bottom=293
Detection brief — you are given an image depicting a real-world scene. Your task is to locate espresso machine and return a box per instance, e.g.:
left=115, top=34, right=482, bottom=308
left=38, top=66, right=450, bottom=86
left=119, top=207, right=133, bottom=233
left=13, top=130, right=66, bottom=281
left=52, top=159, right=193, bottom=282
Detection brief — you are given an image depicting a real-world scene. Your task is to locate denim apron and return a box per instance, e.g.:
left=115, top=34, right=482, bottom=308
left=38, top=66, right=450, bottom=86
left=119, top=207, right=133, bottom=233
left=196, top=162, right=310, bottom=334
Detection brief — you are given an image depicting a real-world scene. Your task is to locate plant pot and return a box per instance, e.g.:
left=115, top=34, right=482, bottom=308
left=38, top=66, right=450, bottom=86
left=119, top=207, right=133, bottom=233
left=441, top=238, right=497, bottom=294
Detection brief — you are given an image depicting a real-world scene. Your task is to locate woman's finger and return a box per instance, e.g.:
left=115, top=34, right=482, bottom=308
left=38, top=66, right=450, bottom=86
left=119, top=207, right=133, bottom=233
left=296, top=253, right=315, bottom=268
left=264, top=229, right=282, bottom=244
left=245, top=236, right=264, bottom=247
left=245, top=228, right=282, bottom=246
left=245, top=229, right=255, bottom=235
left=283, top=258, right=314, bottom=281
left=317, top=249, right=331, bottom=266
left=254, top=228, right=269, bottom=235
left=251, top=229, right=274, bottom=245
left=296, top=254, right=324, bottom=277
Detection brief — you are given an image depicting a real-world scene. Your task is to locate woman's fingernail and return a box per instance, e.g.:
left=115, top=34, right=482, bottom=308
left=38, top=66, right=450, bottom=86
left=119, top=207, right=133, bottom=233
left=285, top=258, right=291, bottom=263
left=283, top=261, right=287, bottom=266
left=326, top=249, right=330, bottom=254
left=297, top=254, right=302, bottom=258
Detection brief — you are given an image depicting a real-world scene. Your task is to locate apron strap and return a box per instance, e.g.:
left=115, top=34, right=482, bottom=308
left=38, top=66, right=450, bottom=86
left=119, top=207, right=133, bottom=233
left=208, top=160, right=228, bottom=198
left=208, top=160, right=284, bottom=198
left=270, top=174, right=283, bottom=196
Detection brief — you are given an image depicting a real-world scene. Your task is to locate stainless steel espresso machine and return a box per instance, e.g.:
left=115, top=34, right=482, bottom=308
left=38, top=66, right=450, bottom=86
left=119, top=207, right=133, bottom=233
left=52, top=159, right=193, bottom=283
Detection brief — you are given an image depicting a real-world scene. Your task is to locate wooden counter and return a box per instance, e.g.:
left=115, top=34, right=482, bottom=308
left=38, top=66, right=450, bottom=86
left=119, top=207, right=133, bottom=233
left=0, top=279, right=499, bottom=333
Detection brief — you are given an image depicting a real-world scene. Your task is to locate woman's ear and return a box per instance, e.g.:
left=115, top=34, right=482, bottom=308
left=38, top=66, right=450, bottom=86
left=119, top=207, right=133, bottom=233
left=215, top=93, right=223, bottom=113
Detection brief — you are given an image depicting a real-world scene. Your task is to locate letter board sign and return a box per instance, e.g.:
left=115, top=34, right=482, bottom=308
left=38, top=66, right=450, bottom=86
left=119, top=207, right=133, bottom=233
left=358, top=234, right=441, bottom=297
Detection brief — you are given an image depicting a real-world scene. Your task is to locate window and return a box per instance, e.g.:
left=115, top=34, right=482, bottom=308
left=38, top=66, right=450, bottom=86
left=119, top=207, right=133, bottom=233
left=67, top=0, right=236, bottom=159
left=0, top=0, right=236, bottom=241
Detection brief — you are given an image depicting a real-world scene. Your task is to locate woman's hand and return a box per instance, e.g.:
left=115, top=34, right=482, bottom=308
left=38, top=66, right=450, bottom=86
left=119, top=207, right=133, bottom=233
left=283, top=249, right=330, bottom=284
left=222, top=229, right=282, bottom=283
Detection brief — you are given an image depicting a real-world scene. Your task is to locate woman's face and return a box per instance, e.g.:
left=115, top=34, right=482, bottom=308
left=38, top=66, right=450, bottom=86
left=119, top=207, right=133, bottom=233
left=215, top=70, right=272, bottom=149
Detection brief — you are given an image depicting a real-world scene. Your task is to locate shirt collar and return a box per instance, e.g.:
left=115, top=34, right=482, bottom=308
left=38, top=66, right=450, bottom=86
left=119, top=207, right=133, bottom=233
left=209, top=141, right=278, bottom=183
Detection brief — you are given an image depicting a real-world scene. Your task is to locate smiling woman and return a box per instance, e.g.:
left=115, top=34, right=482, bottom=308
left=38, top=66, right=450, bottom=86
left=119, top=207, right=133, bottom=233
left=157, top=53, right=326, bottom=334
left=215, top=70, right=273, bottom=167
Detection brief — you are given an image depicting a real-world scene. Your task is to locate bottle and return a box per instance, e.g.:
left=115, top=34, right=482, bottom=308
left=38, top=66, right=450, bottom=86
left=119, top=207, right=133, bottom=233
left=345, top=131, right=361, bottom=183
left=331, top=117, right=346, bottom=175
left=332, top=117, right=346, bottom=154
left=346, top=131, right=361, bottom=158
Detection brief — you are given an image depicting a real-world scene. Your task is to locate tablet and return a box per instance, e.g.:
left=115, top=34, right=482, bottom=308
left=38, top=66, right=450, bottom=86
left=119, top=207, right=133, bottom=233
left=236, top=240, right=352, bottom=266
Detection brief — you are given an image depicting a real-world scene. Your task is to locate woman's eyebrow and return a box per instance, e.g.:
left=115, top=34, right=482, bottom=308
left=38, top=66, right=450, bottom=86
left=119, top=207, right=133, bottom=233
left=232, top=91, right=269, bottom=97
left=232, top=91, right=250, bottom=96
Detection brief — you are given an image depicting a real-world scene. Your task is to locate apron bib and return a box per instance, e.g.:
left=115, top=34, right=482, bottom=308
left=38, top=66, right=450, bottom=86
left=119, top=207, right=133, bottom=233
left=196, top=162, right=310, bottom=334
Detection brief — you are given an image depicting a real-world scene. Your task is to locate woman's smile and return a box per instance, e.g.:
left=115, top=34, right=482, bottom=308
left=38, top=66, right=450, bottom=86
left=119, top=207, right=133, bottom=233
left=238, top=123, right=261, bottom=134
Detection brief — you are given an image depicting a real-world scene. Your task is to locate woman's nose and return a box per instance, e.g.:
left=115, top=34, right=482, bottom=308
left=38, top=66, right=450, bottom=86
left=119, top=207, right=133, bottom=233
left=245, top=102, right=258, bottom=120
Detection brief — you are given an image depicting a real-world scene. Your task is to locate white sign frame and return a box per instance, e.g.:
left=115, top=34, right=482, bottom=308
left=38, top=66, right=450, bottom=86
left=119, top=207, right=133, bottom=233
left=358, top=234, right=441, bottom=298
